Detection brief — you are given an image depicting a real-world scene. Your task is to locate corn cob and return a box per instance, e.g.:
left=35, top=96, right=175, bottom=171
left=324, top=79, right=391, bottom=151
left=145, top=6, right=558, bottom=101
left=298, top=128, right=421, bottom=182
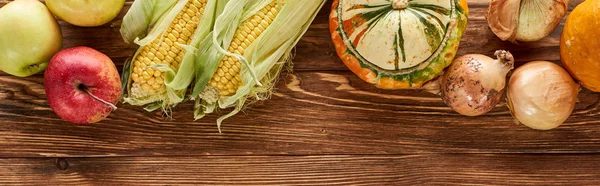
left=120, top=0, right=225, bottom=111
left=208, top=0, right=283, bottom=97
left=192, top=0, right=326, bottom=129
left=121, top=0, right=325, bottom=127
left=130, top=0, right=207, bottom=98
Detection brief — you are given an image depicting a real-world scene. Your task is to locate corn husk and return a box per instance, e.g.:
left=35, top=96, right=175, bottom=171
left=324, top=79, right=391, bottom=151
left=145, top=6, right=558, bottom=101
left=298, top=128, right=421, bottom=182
left=192, top=0, right=326, bottom=130
left=120, top=0, right=228, bottom=111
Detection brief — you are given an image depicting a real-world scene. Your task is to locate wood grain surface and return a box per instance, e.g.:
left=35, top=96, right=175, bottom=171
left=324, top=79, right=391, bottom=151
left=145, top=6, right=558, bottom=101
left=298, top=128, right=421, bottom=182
left=1, top=0, right=600, bottom=184
left=1, top=154, right=600, bottom=185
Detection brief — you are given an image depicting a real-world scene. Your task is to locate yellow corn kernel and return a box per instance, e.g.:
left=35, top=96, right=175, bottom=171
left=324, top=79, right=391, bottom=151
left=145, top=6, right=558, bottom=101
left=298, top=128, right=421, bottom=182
left=209, top=0, right=284, bottom=96
left=130, top=0, right=207, bottom=97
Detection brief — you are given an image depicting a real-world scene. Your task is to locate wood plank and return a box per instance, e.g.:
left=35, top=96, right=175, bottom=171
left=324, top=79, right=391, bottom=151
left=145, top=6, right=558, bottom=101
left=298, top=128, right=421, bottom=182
left=1, top=154, right=599, bottom=185
left=0, top=0, right=598, bottom=156
left=0, top=71, right=599, bottom=157
left=1, top=0, right=599, bottom=184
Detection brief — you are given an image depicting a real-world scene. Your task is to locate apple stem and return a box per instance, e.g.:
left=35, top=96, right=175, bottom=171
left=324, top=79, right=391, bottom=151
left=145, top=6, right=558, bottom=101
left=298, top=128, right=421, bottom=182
left=82, top=88, right=117, bottom=111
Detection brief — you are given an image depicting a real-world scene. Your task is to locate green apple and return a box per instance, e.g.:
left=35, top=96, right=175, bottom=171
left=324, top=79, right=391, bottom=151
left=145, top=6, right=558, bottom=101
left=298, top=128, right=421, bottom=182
left=46, top=0, right=126, bottom=27
left=0, top=0, right=63, bottom=77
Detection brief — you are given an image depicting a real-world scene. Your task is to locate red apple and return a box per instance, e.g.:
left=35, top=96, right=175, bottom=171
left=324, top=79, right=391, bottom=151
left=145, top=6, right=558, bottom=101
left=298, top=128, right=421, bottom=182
left=44, top=46, right=121, bottom=124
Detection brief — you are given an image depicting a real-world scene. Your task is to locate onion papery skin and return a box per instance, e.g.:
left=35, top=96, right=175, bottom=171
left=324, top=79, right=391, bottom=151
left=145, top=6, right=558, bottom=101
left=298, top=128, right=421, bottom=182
left=441, top=50, right=514, bottom=116
left=487, top=0, right=568, bottom=43
left=507, top=61, right=579, bottom=130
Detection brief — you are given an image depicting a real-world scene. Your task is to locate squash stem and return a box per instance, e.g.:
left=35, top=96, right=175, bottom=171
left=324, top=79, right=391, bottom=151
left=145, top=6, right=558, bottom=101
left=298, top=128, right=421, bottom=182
left=393, top=0, right=409, bottom=9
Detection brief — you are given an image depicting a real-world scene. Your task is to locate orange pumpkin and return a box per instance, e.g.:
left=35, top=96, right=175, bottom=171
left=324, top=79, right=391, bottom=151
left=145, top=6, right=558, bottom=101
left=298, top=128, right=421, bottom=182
left=560, top=0, right=600, bottom=92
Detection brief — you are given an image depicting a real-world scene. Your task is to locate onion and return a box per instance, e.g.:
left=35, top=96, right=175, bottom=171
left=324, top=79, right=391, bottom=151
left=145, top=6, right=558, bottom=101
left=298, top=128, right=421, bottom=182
left=441, top=50, right=514, bottom=116
left=507, top=61, right=579, bottom=130
left=486, top=0, right=568, bottom=43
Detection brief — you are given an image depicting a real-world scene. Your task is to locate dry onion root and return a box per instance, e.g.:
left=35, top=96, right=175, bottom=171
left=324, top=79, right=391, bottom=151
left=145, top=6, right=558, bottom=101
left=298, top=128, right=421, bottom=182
left=506, top=61, right=579, bottom=130
left=441, top=50, right=514, bottom=116
left=486, top=0, right=568, bottom=43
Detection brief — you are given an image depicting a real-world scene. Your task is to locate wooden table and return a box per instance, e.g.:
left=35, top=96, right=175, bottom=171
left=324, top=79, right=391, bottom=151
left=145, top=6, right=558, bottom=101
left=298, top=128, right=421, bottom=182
left=1, top=0, right=599, bottom=185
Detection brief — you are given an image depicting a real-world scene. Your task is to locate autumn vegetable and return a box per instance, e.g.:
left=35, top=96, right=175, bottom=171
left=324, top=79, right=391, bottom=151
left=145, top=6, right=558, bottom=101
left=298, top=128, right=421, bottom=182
left=207, top=0, right=283, bottom=97
left=120, top=0, right=325, bottom=128
left=507, top=61, right=579, bottom=130
left=0, top=0, right=62, bottom=77
left=120, top=0, right=223, bottom=111
left=330, top=0, right=468, bottom=89
left=487, top=0, right=568, bottom=43
left=560, top=0, right=600, bottom=92
left=441, top=50, right=514, bottom=116
left=191, top=0, right=326, bottom=129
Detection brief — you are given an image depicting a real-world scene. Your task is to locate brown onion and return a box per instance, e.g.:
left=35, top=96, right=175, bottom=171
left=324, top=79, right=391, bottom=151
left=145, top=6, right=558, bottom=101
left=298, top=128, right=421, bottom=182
left=487, top=0, right=568, bottom=43
left=507, top=61, right=579, bottom=130
left=441, top=50, right=514, bottom=116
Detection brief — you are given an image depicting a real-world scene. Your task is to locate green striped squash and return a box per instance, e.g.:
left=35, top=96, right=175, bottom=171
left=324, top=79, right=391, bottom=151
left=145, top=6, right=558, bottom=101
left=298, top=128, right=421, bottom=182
left=330, top=0, right=468, bottom=88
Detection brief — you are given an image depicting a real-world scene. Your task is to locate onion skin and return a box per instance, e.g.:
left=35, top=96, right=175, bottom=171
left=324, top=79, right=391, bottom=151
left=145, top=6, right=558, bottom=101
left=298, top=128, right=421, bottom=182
left=441, top=50, right=514, bottom=116
left=507, top=61, right=579, bottom=130
left=487, top=0, right=568, bottom=43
